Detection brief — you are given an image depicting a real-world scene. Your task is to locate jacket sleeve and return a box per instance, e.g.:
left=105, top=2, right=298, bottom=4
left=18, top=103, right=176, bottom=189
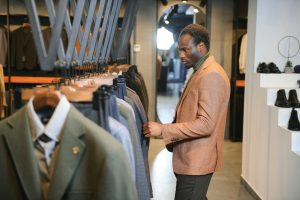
left=161, top=72, right=229, bottom=145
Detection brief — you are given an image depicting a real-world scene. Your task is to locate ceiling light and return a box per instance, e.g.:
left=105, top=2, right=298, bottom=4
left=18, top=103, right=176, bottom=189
left=182, top=0, right=187, bottom=3
left=193, top=8, right=199, bottom=13
left=164, top=15, right=171, bottom=24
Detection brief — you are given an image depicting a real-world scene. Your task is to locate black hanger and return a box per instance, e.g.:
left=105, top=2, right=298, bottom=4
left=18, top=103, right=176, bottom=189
left=112, top=75, right=127, bottom=100
left=93, top=85, right=111, bottom=132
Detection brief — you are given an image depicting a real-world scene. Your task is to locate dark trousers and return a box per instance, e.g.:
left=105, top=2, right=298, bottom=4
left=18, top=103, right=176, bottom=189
left=174, top=173, right=213, bottom=200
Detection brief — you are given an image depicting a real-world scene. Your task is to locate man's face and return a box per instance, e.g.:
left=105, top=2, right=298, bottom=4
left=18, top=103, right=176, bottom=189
left=178, top=34, right=203, bottom=69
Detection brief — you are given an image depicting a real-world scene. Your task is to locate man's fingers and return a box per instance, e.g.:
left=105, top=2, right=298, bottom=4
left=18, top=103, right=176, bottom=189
left=143, top=129, right=150, bottom=135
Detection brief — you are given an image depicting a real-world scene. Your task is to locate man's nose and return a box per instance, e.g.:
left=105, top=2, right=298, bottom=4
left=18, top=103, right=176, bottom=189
left=179, top=51, right=185, bottom=58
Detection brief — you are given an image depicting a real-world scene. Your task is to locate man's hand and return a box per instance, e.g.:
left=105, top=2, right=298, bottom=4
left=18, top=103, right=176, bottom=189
left=143, top=122, right=162, bottom=138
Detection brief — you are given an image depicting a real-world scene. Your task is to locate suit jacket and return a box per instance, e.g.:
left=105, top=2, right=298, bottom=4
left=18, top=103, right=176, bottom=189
left=0, top=26, right=7, bottom=66
left=161, top=56, right=230, bottom=175
left=117, top=98, right=151, bottom=200
left=10, top=26, right=39, bottom=70
left=0, top=105, right=137, bottom=200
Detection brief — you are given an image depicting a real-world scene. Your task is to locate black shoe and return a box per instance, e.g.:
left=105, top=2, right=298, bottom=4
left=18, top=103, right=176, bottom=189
left=257, top=62, right=270, bottom=73
left=288, top=89, right=300, bottom=108
left=268, top=62, right=281, bottom=73
left=275, top=89, right=291, bottom=108
left=288, top=107, right=300, bottom=131
left=294, top=65, right=300, bottom=73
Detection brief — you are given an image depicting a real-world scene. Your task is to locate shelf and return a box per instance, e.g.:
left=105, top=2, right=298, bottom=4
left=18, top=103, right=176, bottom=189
left=4, top=76, right=61, bottom=84
left=235, top=79, right=245, bottom=87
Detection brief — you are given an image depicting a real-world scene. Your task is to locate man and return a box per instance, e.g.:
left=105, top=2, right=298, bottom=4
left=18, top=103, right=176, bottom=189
left=143, top=24, right=230, bottom=200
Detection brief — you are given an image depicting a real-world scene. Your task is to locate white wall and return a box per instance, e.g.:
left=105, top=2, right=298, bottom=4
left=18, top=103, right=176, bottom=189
left=242, top=0, right=300, bottom=199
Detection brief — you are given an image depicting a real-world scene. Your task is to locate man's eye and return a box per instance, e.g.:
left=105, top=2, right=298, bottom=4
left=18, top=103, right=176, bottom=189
left=179, top=48, right=187, bottom=52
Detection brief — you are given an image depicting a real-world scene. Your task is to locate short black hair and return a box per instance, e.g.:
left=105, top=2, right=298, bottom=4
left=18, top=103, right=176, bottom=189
left=179, top=24, right=210, bottom=51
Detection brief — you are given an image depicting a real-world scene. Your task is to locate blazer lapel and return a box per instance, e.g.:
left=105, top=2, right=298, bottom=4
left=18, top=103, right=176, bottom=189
left=48, top=107, right=86, bottom=200
left=176, top=56, right=215, bottom=115
left=4, top=106, right=42, bottom=200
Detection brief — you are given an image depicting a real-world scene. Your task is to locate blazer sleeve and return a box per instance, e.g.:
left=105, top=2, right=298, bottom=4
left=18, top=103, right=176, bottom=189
left=161, top=72, right=229, bottom=144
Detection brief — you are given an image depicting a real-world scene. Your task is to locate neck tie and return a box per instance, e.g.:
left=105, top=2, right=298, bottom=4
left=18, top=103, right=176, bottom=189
left=35, top=133, right=56, bottom=200
left=37, top=133, right=56, bottom=166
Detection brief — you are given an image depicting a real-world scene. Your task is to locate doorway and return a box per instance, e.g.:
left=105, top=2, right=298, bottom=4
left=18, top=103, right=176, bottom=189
left=156, top=2, right=205, bottom=123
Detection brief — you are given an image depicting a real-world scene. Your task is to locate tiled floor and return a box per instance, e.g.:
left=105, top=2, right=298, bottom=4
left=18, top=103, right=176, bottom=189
left=148, top=139, right=255, bottom=200
left=149, top=83, right=255, bottom=200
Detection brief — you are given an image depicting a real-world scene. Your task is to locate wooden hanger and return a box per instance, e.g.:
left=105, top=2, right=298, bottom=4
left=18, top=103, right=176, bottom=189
left=22, top=23, right=32, bottom=28
left=60, top=85, right=95, bottom=102
left=108, top=63, right=130, bottom=73
left=32, top=89, right=61, bottom=112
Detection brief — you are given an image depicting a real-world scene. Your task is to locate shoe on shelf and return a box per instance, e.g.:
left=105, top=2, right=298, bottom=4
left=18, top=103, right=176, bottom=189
left=257, top=62, right=281, bottom=73
left=257, top=62, right=270, bottom=73
left=288, top=89, right=300, bottom=108
left=294, top=65, right=300, bottom=73
left=288, top=107, right=300, bottom=131
left=275, top=89, right=291, bottom=108
left=268, top=62, right=281, bottom=73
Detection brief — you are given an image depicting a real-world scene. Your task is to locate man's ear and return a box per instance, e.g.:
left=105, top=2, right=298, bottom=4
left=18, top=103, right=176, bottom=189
left=197, top=42, right=205, bottom=52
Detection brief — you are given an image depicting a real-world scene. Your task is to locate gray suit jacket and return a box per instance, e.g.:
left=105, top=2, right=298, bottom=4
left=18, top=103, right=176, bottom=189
left=117, top=98, right=151, bottom=200
left=0, top=105, right=137, bottom=200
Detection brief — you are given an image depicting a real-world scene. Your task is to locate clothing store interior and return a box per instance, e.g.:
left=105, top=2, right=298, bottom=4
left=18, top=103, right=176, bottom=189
left=0, top=0, right=300, bottom=199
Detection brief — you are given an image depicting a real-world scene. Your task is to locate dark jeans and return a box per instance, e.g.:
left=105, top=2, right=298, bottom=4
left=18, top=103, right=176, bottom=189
left=174, top=173, right=213, bottom=200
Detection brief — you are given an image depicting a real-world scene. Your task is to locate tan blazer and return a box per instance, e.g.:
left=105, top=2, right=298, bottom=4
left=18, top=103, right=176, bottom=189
left=0, top=105, right=137, bottom=200
left=161, top=56, right=230, bottom=175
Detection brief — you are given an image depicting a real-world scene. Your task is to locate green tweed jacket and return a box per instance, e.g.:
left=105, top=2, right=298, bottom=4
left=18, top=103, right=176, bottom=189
left=0, top=105, right=137, bottom=200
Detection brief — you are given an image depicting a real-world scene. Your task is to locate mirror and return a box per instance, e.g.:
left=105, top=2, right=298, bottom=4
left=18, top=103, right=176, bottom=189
left=156, top=3, right=206, bottom=123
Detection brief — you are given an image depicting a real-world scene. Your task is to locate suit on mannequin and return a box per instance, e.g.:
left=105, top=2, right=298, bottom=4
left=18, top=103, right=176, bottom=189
left=0, top=105, right=137, bottom=200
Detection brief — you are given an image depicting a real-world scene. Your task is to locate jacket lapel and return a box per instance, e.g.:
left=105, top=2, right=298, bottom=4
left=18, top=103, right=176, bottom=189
left=48, top=107, right=86, bottom=200
left=4, top=106, right=42, bottom=200
left=176, top=56, right=215, bottom=116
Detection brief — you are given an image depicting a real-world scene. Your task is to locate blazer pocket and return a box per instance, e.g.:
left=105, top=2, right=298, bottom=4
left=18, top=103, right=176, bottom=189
left=63, top=191, right=94, bottom=200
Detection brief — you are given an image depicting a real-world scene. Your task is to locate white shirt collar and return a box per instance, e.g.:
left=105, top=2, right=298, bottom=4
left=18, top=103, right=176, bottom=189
left=27, top=95, right=71, bottom=142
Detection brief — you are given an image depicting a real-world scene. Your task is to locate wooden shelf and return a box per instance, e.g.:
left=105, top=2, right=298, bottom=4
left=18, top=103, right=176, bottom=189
left=235, top=80, right=245, bottom=87
left=4, top=76, right=61, bottom=84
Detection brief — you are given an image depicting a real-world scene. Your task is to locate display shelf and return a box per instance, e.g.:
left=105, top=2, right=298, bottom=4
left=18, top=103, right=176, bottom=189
left=278, top=126, right=300, bottom=155
left=235, top=79, right=245, bottom=87
left=267, top=88, right=300, bottom=106
left=257, top=73, right=300, bottom=88
left=243, top=73, right=300, bottom=199
left=4, top=76, right=61, bottom=84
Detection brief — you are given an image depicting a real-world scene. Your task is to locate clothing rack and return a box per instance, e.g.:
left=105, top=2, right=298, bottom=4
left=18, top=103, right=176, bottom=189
left=0, top=14, right=50, bottom=27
